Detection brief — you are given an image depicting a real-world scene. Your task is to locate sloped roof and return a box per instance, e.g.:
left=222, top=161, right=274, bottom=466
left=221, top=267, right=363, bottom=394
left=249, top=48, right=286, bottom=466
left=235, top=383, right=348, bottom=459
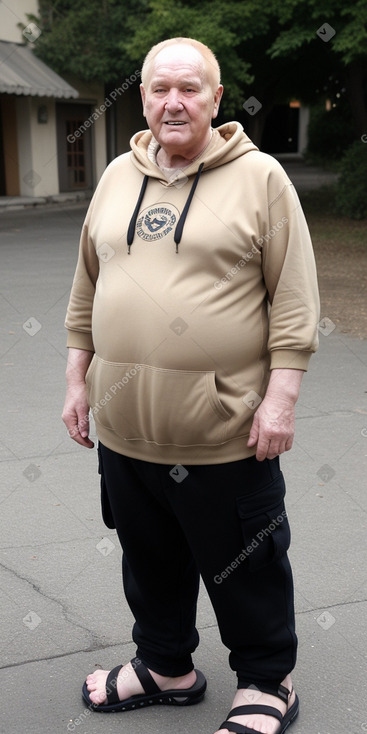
left=0, top=41, right=78, bottom=98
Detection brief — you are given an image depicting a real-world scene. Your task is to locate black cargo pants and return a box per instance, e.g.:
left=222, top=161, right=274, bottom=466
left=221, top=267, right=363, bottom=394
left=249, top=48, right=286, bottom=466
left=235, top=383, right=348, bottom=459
left=98, top=442, right=297, bottom=694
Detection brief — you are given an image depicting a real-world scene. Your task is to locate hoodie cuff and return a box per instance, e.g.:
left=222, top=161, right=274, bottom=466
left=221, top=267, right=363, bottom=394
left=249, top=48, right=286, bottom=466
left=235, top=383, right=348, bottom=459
left=66, top=329, right=94, bottom=352
left=270, top=349, right=313, bottom=371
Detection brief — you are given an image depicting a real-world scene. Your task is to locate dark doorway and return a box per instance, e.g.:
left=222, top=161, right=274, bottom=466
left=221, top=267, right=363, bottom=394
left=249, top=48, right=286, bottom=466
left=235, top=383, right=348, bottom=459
left=56, top=103, right=93, bottom=191
left=0, top=99, right=6, bottom=195
left=261, top=105, right=300, bottom=154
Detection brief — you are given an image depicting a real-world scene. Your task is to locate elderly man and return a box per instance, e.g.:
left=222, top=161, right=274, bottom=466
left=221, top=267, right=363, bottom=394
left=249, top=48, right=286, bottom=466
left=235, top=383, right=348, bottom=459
left=62, top=37, right=319, bottom=734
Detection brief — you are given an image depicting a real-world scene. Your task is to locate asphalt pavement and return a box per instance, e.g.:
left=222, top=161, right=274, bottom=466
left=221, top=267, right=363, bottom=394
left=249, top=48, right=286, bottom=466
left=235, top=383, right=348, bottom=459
left=0, top=176, right=366, bottom=734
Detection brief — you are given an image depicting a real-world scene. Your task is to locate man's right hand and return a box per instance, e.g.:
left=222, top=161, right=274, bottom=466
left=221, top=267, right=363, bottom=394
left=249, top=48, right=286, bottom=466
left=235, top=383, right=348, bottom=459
left=62, top=382, right=94, bottom=448
left=62, top=347, right=95, bottom=448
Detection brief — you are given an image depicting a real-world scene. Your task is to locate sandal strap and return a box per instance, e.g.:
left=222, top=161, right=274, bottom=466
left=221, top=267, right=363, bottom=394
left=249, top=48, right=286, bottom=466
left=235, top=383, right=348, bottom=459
left=227, top=704, right=283, bottom=722
left=219, top=722, right=258, bottom=734
left=277, top=683, right=291, bottom=704
left=105, top=658, right=162, bottom=705
left=241, top=683, right=291, bottom=704
left=105, top=664, right=123, bottom=705
left=240, top=683, right=290, bottom=704
left=130, top=656, right=161, bottom=695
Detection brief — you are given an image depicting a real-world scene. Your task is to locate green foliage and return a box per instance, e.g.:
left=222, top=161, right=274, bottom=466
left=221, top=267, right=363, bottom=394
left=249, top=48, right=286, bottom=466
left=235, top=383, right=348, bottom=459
left=334, top=1, right=367, bottom=65
left=335, top=141, right=367, bottom=219
left=306, top=103, right=355, bottom=161
left=25, top=0, right=367, bottom=135
left=26, top=0, right=261, bottom=113
left=120, top=0, right=260, bottom=115
left=269, top=0, right=367, bottom=67
left=25, top=0, right=148, bottom=82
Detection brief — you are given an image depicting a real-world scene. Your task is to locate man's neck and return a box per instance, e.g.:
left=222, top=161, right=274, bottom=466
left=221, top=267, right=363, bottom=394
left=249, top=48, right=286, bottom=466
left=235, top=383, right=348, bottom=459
left=156, top=148, right=193, bottom=170
left=156, top=129, right=213, bottom=171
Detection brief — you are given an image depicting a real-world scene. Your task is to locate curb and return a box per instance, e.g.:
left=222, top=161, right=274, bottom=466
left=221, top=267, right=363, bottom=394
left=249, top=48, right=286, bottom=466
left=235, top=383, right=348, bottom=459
left=0, top=191, right=93, bottom=212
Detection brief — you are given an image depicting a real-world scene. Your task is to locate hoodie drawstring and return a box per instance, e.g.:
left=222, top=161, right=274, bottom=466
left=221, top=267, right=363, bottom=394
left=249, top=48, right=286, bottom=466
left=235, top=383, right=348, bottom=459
left=127, top=174, right=149, bottom=254
left=174, top=163, right=204, bottom=253
left=127, top=162, right=205, bottom=254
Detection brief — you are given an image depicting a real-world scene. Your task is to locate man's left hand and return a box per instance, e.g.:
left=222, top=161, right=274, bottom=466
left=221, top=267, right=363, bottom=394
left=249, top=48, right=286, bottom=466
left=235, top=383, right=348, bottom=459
left=247, top=394, right=295, bottom=461
left=247, top=368, right=304, bottom=461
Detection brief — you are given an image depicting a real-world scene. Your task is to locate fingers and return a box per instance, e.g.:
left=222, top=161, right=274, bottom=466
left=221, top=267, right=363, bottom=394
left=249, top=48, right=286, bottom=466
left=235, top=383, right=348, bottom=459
left=62, top=408, right=94, bottom=449
left=69, top=422, right=95, bottom=449
left=247, top=395, right=295, bottom=461
left=250, top=434, right=294, bottom=461
left=247, top=420, right=294, bottom=461
left=247, top=419, right=258, bottom=448
left=62, top=381, right=95, bottom=449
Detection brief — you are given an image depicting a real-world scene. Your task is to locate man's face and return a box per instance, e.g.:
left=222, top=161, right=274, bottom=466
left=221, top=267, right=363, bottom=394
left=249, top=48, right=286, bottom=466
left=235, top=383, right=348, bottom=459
left=140, top=45, right=223, bottom=160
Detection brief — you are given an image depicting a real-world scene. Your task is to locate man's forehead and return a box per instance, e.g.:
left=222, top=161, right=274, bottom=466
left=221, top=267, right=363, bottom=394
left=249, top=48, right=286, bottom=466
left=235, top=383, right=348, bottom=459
left=148, top=44, right=206, bottom=81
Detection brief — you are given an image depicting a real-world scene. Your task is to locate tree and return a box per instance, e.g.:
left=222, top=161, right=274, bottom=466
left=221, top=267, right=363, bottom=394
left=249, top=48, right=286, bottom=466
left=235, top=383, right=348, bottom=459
left=26, top=0, right=367, bottom=145
left=268, top=0, right=367, bottom=137
left=23, top=0, right=147, bottom=82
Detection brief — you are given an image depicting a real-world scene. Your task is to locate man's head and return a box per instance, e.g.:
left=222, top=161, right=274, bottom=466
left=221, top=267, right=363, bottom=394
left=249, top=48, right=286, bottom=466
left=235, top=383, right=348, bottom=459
left=140, top=38, right=223, bottom=164
left=141, top=37, right=221, bottom=93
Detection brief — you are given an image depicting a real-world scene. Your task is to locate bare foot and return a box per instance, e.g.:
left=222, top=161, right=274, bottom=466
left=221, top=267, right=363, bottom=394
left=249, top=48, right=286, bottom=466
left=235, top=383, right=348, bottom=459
left=86, top=660, right=197, bottom=706
left=214, top=675, right=296, bottom=734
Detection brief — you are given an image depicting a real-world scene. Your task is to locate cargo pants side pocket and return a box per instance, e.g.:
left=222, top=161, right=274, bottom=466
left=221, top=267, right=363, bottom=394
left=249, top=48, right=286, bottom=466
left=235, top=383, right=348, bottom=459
left=97, top=442, right=116, bottom=529
left=236, top=472, right=291, bottom=572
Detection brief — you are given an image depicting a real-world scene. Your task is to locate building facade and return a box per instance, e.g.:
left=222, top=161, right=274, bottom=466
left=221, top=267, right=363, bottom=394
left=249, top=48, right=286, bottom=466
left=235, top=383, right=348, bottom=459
left=0, top=0, right=107, bottom=198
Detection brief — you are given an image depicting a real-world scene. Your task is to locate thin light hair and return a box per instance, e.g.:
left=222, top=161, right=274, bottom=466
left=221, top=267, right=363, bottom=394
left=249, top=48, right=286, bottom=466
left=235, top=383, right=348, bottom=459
left=141, top=37, right=221, bottom=92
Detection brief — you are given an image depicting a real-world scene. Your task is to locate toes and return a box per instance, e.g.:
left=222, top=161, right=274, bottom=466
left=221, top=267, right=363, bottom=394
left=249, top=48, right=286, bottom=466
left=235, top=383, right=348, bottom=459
left=86, top=670, right=107, bottom=699
left=89, top=689, right=106, bottom=705
left=86, top=676, right=98, bottom=691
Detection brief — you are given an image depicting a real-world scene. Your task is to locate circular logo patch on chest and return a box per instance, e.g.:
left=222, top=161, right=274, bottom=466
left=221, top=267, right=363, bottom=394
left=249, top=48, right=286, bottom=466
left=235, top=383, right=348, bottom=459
left=136, top=203, right=180, bottom=242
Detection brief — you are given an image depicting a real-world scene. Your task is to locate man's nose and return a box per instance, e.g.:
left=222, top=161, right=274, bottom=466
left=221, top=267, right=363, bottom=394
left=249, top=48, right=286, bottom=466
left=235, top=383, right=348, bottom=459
left=165, top=89, right=184, bottom=112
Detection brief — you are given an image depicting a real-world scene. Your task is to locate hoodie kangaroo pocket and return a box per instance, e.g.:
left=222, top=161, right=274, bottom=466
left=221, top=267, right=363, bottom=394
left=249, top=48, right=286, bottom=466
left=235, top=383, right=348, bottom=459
left=236, top=472, right=290, bottom=572
left=86, top=357, right=232, bottom=447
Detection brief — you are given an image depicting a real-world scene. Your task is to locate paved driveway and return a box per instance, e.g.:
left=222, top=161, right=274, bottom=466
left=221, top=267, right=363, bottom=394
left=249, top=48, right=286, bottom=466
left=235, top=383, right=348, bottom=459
left=0, top=202, right=366, bottom=734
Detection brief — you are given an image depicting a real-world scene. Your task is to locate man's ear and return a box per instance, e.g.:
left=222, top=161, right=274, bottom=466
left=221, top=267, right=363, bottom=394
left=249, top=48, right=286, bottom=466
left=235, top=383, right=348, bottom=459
left=212, top=85, right=224, bottom=120
left=140, top=84, right=146, bottom=117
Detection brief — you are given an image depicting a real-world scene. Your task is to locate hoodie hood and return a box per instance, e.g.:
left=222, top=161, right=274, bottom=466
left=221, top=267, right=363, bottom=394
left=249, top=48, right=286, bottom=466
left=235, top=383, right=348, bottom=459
left=126, top=122, right=259, bottom=252
left=130, top=122, right=258, bottom=183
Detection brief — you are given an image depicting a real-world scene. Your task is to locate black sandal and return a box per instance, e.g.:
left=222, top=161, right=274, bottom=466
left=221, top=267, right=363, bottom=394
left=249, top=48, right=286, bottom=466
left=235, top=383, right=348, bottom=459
left=218, top=684, right=299, bottom=734
left=82, top=656, right=207, bottom=713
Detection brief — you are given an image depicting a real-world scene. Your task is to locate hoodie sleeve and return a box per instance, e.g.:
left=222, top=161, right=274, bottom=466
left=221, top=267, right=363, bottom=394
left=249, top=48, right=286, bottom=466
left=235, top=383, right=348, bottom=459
left=260, top=166, right=320, bottom=371
left=64, top=203, right=99, bottom=352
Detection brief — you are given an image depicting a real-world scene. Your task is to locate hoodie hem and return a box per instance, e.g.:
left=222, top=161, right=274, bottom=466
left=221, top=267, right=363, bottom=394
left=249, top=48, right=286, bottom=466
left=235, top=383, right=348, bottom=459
left=94, top=426, right=257, bottom=466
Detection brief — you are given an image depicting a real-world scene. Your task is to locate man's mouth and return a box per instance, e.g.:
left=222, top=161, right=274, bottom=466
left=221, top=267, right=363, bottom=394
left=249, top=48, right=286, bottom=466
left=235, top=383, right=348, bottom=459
left=164, top=121, right=186, bottom=126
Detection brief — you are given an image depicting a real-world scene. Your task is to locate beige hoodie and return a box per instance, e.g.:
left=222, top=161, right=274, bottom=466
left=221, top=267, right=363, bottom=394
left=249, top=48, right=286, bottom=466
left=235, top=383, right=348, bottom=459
left=65, top=122, right=320, bottom=465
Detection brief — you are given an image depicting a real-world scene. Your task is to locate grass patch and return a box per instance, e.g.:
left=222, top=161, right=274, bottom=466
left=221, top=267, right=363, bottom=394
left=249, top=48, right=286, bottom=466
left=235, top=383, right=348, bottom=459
left=300, top=186, right=367, bottom=249
left=299, top=186, right=367, bottom=339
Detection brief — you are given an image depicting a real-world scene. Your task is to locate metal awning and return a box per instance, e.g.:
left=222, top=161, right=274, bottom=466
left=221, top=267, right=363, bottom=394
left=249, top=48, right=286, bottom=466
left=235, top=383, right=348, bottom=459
left=0, top=41, right=79, bottom=98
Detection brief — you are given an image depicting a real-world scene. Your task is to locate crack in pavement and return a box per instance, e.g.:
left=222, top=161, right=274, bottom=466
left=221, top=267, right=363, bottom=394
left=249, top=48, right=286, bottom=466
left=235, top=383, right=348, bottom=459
left=0, top=560, right=101, bottom=649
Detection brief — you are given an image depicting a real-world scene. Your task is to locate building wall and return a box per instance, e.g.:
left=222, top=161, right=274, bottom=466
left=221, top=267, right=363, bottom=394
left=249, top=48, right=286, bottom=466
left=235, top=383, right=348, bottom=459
left=298, top=107, right=310, bottom=155
left=0, top=0, right=39, bottom=43
left=16, top=96, right=59, bottom=196
left=0, top=0, right=106, bottom=197
left=64, top=77, right=107, bottom=185
left=15, top=80, right=107, bottom=197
